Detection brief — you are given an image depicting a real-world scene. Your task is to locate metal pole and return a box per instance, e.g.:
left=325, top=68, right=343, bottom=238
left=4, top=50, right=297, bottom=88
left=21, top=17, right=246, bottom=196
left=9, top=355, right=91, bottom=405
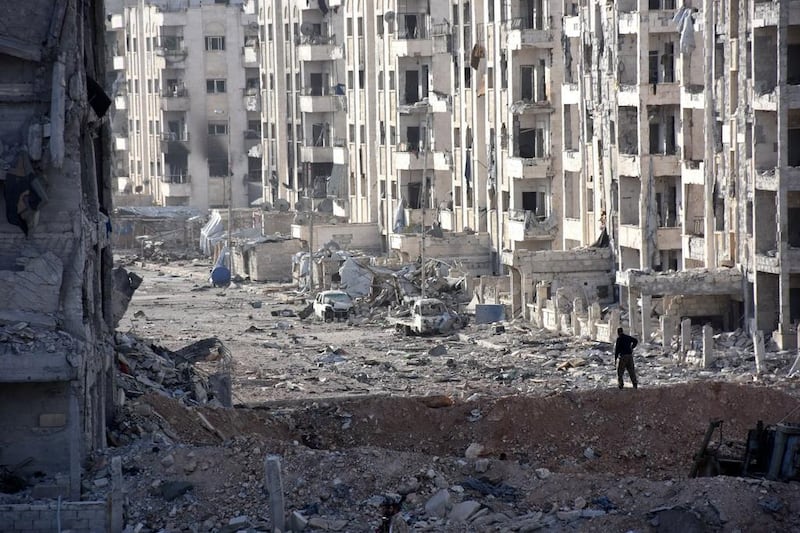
left=227, top=116, right=233, bottom=261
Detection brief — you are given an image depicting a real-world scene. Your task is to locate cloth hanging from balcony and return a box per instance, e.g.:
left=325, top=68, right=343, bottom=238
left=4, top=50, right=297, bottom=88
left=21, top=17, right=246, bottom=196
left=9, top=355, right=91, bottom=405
left=672, top=6, right=695, bottom=55
left=318, top=0, right=329, bottom=16
left=470, top=43, right=485, bottom=69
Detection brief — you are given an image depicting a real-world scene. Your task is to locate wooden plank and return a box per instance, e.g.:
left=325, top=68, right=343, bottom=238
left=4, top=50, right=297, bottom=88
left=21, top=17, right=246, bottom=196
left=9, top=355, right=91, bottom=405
left=0, top=36, right=42, bottom=62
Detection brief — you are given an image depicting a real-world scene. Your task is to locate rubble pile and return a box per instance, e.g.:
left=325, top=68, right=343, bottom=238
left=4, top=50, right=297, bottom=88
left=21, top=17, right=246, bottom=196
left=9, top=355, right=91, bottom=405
left=114, top=333, right=232, bottom=411
left=91, top=263, right=800, bottom=532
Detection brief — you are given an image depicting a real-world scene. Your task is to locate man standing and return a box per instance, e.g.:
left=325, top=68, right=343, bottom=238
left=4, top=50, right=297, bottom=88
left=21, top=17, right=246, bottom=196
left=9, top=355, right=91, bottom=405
left=614, top=327, right=638, bottom=389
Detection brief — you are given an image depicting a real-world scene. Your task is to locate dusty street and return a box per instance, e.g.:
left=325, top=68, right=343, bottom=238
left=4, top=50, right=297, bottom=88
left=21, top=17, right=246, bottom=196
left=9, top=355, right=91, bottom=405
left=103, top=258, right=800, bottom=533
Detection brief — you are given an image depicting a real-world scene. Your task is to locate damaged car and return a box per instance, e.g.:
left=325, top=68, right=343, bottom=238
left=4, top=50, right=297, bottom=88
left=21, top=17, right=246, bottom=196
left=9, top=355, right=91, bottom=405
left=313, top=290, right=354, bottom=322
left=390, top=297, right=464, bottom=335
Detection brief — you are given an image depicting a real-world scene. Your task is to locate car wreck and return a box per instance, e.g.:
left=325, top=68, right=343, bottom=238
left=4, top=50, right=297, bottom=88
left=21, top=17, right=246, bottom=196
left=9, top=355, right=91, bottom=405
left=389, top=298, right=465, bottom=336
left=313, top=290, right=354, bottom=322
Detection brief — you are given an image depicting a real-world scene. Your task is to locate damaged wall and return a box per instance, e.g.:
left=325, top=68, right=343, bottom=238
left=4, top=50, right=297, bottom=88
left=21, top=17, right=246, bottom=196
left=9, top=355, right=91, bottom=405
left=0, top=0, right=113, bottom=500
left=233, top=238, right=304, bottom=282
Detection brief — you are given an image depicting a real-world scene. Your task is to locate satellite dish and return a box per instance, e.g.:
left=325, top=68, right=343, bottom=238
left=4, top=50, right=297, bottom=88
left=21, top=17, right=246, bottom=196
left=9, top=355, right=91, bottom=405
left=384, top=11, right=395, bottom=23
left=300, top=22, right=314, bottom=36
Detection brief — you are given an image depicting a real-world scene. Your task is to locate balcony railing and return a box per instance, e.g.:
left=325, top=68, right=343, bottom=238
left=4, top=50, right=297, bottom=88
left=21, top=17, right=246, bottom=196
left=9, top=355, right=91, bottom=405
left=162, top=132, right=189, bottom=142
left=161, top=174, right=190, bottom=184
left=502, top=16, right=546, bottom=31
left=296, top=33, right=335, bottom=46
left=162, top=86, right=188, bottom=98
left=300, top=85, right=346, bottom=96
left=394, top=13, right=430, bottom=39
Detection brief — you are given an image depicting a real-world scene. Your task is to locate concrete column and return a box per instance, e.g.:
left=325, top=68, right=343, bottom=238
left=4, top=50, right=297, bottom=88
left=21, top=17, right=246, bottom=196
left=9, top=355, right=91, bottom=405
left=640, top=294, right=651, bottom=342
left=609, top=309, right=621, bottom=343
left=627, top=289, right=639, bottom=337
left=702, top=324, right=714, bottom=369
left=535, top=284, right=548, bottom=327
left=754, top=331, right=765, bottom=376
left=681, top=318, right=692, bottom=355
left=787, top=323, right=800, bottom=376
left=265, top=455, right=286, bottom=532
left=553, top=288, right=563, bottom=333
left=111, top=456, right=123, bottom=532
left=661, top=315, right=675, bottom=351
left=589, top=302, right=601, bottom=340
left=572, top=298, right=583, bottom=337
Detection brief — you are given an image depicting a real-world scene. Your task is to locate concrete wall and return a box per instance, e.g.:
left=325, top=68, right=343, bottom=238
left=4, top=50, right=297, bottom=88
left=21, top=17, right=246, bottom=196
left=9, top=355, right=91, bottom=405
left=260, top=211, right=295, bottom=236
left=235, top=239, right=303, bottom=282
left=0, top=502, right=108, bottom=533
left=292, top=222, right=382, bottom=252
left=0, top=0, right=114, bottom=500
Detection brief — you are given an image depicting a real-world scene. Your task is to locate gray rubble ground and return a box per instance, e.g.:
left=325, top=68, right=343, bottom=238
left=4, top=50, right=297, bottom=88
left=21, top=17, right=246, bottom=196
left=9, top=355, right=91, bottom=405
left=86, top=259, right=800, bottom=532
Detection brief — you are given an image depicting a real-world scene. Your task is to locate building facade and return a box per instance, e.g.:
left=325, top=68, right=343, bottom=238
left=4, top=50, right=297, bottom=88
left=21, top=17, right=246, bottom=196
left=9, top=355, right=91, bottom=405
left=108, top=0, right=261, bottom=210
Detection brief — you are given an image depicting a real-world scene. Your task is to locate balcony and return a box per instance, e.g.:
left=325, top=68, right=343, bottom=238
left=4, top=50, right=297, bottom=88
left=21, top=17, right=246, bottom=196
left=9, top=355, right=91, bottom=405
left=755, top=167, right=779, bottom=191
left=656, top=226, right=682, bottom=250
left=682, top=160, right=704, bottom=185
left=114, top=95, right=127, bottom=110
left=753, top=88, right=777, bottom=111
left=562, top=149, right=582, bottom=172
left=618, top=84, right=638, bottom=106
left=563, top=15, right=580, bottom=38
left=394, top=145, right=451, bottom=171
left=161, top=132, right=190, bottom=153
left=160, top=47, right=188, bottom=66
left=503, top=18, right=553, bottom=50
left=112, top=55, right=125, bottom=70
left=296, top=34, right=342, bottom=62
left=506, top=155, right=551, bottom=179
left=618, top=224, right=642, bottom=249
left=404, top=208, right=437, bottom=228
left=644, top=82, right=679, bottom=105
left=753, top=1, right=779, bottom=27
left=617, top=153, right=640, bottom=177
left=243, top=45, right=258, bottom=67
left=646, top=10, right=680, bottom=33
left=507, top=210, right=557, bottom=241
left=107, top=13, right=124, bottom=30
left=114, top=136, right=128, bottom=151
left=392, top=15, right=433, bottom=57
left=754, top=252, right=780, bottom=273
left=300, top=139, right=347, bottom=164
left=510, top=99, right=553, bottom=117
left=619, top=12, right=638, bottom=34
left=160, top=174, right=191, bottom=197
left=680, top=85, right=705, bottom=109
left=684, top=235, right=706, bottom=262
left=243, top=91, right=261, bottom=112
left=161, top=88, right=189, bottom=111
left=561, top=82, right=579, bottom=105
left=651, top=154, right=680, bottom=176
left=298, top=94, right=345, bottom=113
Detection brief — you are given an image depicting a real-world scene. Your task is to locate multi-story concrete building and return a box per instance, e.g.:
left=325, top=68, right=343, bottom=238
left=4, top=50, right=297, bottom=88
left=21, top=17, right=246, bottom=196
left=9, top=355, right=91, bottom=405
left=108, top=0, right=260, bottom=209
left=0, top=0, right=114, bottom=500
left=553, top=0, right=800, bottom=348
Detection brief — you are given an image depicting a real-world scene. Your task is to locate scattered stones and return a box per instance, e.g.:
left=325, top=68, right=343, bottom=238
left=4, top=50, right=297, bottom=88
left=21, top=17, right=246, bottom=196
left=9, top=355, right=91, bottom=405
left=449, top=500, right=481, bottom=522
left=424, top=489, right=451, bottom=518
left=464, top=443, right=485, bottom=460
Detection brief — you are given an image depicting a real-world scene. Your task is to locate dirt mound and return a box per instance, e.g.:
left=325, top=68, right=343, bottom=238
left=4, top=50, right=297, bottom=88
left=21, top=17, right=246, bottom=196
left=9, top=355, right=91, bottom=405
left=142, top=381, right=799, bottom=479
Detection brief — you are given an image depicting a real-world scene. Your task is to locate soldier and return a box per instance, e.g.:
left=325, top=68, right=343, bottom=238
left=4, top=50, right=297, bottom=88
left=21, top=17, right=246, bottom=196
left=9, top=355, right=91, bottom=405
left=614, top=327, right=639, bottom=389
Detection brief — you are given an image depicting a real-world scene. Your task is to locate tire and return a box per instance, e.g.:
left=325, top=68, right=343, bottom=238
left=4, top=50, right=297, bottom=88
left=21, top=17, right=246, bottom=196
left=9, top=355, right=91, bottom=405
left=324, top=308, right=334, bottom=322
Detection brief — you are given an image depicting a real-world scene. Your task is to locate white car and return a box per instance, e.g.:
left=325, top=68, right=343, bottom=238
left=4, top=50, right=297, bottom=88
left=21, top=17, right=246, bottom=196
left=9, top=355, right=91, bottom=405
left=313, top=290, right=354, bottom=322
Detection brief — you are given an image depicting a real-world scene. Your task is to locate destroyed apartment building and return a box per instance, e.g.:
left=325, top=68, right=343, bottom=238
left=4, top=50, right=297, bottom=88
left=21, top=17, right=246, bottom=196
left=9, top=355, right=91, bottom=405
left=104, top=0, right=800, bottom=353
left=0, top=0, right=125, bottom=529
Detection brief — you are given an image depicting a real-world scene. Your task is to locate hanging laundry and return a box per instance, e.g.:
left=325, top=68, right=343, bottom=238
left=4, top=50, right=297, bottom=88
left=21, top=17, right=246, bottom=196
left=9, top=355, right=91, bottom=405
left=318, top=0, right=329, bottom=16
left=672, top=5, right=696, bottom=55
left=464, top=149, right=472, bottom=187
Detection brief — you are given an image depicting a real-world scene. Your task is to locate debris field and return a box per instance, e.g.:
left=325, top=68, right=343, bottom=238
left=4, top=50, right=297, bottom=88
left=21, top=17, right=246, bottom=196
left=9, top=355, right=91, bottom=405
left=91, top=261, right=800, bottom=531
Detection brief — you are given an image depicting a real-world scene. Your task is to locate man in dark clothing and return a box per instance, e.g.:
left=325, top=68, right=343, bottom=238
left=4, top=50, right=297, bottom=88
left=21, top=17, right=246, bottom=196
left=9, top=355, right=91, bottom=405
left=614, top=327, right=638, bottom=389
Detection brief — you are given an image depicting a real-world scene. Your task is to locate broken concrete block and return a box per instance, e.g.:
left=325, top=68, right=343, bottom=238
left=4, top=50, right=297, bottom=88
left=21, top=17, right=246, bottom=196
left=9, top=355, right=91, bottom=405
left=424, top=489, right=451, bottom=518
left=449, top=500, right=481, bottom=522
left=111, top=267, right=143, bottom=327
